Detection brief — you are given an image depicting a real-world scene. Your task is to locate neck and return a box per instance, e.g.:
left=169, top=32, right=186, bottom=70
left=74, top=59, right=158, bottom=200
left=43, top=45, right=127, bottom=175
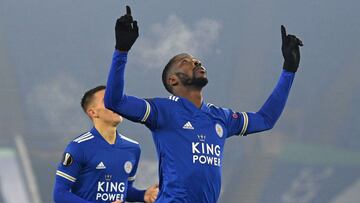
left=174, top=88, right=203, bottom=108
left=94, top=121, right=117, bottom=144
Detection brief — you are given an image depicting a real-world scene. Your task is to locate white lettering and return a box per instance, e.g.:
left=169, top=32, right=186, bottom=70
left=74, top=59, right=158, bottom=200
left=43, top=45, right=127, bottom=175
left=191, top=142, right=222, bottom=167
left=192, top=155, right=221, bottom=166
left=192, top=142, right=200, bottom=153
left=96, top=181, right=126, bottom=201
left=215, top=145, right=220, bottom=156
left=193, top=155, right=199, bottom=163
left=118, top=182, right=125, bottom=193
left=97, top=182, right=105, bottom=192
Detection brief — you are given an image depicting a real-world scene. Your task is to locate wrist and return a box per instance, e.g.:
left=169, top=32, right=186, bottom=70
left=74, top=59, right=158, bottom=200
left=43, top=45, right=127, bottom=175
left=283, top=61, right=298, bottom=73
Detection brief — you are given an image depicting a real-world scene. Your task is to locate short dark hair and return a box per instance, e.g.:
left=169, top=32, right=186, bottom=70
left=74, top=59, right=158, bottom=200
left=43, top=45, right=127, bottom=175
left=81, top=85, right=106, bottom=113
left=162, top=53, right=190, bottom=93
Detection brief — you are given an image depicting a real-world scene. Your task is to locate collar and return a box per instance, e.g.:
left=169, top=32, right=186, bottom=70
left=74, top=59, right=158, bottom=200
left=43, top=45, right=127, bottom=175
left=90, top=127, right=121, bottom=146
left=173, top=95, right=210, bottom=114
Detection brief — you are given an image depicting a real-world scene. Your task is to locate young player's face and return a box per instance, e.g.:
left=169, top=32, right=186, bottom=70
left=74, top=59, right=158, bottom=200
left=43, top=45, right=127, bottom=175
left=90, top=90, right=123, bottom=126
left=173, top=55, right=208, bottom=88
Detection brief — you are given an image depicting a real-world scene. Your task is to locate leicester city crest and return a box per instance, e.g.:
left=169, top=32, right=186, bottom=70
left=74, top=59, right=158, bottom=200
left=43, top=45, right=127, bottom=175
left=215, top=123, right=223, bottom=138
left=124, top=161, right=133, bottom=174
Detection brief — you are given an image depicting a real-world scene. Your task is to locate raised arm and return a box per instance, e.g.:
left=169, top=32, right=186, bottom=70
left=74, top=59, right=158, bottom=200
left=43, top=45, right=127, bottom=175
left=226, top=25, right=303, bottom=137
left=246, top=25, right=303, bottom=134
left=104, top=6, right=155, bottom=125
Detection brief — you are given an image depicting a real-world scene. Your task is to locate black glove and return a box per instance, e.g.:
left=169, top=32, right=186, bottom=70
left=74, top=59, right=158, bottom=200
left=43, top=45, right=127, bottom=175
left=281, top=25, right=303, bottom=72
left=115, top=6, right=139, bottom=51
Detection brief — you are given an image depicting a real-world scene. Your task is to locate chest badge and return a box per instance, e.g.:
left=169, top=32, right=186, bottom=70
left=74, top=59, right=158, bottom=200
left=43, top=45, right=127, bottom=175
left=215, top=123, right=223, bottom=138
left=124, top=161, right=133, bottom=174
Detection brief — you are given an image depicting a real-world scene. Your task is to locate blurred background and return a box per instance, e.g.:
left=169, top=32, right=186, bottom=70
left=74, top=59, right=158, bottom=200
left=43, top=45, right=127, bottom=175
left=1, top=0, right=359, bottom=202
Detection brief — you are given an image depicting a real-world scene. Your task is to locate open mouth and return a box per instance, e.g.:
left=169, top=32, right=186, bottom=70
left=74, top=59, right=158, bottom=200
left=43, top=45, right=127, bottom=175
left=194, top=66, right=206, bottom=74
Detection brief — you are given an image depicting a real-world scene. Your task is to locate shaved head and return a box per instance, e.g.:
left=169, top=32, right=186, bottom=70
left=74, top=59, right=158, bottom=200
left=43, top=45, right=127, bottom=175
left=162, top=53, right=192, bottom=93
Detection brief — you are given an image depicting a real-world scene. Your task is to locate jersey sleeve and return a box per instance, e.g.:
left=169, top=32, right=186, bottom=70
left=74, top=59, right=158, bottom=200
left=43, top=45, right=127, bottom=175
left=104, top=50, right=159, bottom=130
left=126, top=146, right=146, bottom=202
left=53, top=142, right=92, bottom=203
left=225, top=70, right=295, bottom=137
left=128, top=146, right=141, bottom=182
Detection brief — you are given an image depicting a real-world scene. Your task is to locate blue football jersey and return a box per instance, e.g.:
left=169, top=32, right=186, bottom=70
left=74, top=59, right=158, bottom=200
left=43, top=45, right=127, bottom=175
left=140, top=96, right=248, bottom=203
left=54, top=127, right=141, bottom=202
left=104, top=50, right=295, bottom=203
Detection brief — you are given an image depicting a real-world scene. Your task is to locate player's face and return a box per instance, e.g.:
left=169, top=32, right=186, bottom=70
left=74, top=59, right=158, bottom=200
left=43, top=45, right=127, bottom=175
left=173, top=55, right=208, bottom=88
left=90, top=90, right=123, bottom=126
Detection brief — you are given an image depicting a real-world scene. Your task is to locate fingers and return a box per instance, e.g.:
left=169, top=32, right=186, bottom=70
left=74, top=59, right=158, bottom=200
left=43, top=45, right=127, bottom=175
left=288, top=35, right=304, bottom=47
left=297, top=38, right=304, bottom=46
left=281, top=25, right=287, bottom=44
left=126, top=5, right=131, bottom=16
left=281, top=25, right=303, bottom=47
left=133, top=20, right=138, bottom=32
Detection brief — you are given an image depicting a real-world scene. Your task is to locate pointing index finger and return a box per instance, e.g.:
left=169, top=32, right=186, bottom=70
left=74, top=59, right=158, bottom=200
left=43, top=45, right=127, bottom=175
left=126, top=5, right=131, bottom=16
left=281, top=25, right=287, bottom=43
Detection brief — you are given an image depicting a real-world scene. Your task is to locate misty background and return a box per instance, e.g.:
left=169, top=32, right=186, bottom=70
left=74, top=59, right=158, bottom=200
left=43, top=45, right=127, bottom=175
left=0, top=0, right=359, bottom=202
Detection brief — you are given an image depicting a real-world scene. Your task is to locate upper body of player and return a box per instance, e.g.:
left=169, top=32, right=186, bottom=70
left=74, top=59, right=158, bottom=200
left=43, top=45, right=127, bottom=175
left=104, top=6, right=303, bottom=203
left=53, top=86, right=159, bottom=203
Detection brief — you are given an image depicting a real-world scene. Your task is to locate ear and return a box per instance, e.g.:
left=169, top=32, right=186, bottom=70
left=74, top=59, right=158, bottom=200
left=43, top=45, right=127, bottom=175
left=168, top=74, right=179, bottom=87
left=87, top=108, right=98, bottom=120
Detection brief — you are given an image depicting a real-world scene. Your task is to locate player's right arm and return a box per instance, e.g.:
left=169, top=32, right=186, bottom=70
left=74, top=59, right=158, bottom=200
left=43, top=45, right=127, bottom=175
left=104, top=6, right=158, bottom=129
left=53, top=142, right=92, bottom=203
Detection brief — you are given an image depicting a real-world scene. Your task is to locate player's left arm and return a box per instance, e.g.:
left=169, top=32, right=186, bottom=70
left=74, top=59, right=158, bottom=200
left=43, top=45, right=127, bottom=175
left=125, top=147, right=158, bottom=203
left=127, top=182, right=158, bottom=203
left=227, top=25, right=303, bottom=136
left=53, top=143, right=93, bottom=203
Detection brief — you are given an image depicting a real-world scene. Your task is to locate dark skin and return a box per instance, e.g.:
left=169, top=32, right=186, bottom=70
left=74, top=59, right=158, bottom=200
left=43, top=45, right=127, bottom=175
left=167, top=54, right=207, bottom=108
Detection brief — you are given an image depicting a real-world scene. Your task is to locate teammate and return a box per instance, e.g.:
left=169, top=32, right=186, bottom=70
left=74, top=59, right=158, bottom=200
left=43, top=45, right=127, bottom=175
left=104, top=6, right=303, bottom=203
left=53, top=85, right=158, bottom=203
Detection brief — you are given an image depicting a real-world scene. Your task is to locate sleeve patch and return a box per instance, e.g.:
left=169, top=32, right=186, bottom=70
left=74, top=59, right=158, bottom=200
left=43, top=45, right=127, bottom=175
left=62, top=153, right=73, bottom=166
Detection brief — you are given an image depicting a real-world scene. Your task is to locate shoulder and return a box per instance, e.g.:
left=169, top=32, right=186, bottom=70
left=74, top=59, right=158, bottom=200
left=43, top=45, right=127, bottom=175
left=146, top=96, right=180, bottom=104
left=145, top=96, right=181, bottom=111
left=119, top=134, right=141, bottom=155
left=206, top=103, right=226, bottom=115
left=67, top=131, right=96, bottom=150
left=119, top=133, right=140, bottom=146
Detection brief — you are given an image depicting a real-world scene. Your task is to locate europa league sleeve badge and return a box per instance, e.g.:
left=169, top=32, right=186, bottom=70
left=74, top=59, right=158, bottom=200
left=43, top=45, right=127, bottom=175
left=62, top=152, right=73, bottom=166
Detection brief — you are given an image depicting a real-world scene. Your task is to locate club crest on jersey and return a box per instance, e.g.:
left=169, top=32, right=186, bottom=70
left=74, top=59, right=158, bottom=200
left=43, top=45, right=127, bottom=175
left=124, top=161, right=133, bottom=174
left=62, top=153, right=73, bottom=166
left=215, top=123, right=223, bottom=138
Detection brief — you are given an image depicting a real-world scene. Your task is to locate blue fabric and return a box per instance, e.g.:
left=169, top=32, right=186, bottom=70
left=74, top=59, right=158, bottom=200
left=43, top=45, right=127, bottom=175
left=53, top=127, right=144, bottom=202
left=104, top=50, right=295, bottom=203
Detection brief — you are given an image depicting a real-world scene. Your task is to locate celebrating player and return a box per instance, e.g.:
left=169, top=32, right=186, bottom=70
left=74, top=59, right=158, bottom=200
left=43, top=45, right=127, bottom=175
left=104, top=6, right=303, bottom=203
left=53, top=86, right=158, bottom=203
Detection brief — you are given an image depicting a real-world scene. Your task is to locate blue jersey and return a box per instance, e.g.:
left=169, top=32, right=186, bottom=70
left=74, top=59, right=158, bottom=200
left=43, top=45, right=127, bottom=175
left=105, top=51, right=295, bottom=202
left=53, top=127, right=144, bottom=203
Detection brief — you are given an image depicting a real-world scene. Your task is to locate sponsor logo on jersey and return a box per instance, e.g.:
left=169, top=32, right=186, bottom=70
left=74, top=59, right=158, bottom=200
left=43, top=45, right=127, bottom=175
left=96, top=181, right=126, bottom=202
left=105, top=174, right=112, bottom=181
left=197, top=134, right=206, bottom=142
left=192, top=134, right=221, bottom=167
left=215, top=123, right=223, bottom=138
left=183, top=121, right=194, bottom=130
left=62, top=153, right=73, bottom=166
left=96, top=162, right=106, bottom=170
left=124, top=161, right=133, bottom=174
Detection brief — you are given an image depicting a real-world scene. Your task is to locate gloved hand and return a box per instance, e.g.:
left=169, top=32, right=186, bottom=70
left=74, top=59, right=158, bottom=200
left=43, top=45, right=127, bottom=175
left=281, top=25, right=303, bottom=72
left=115, top=6, right=139, bottom=52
